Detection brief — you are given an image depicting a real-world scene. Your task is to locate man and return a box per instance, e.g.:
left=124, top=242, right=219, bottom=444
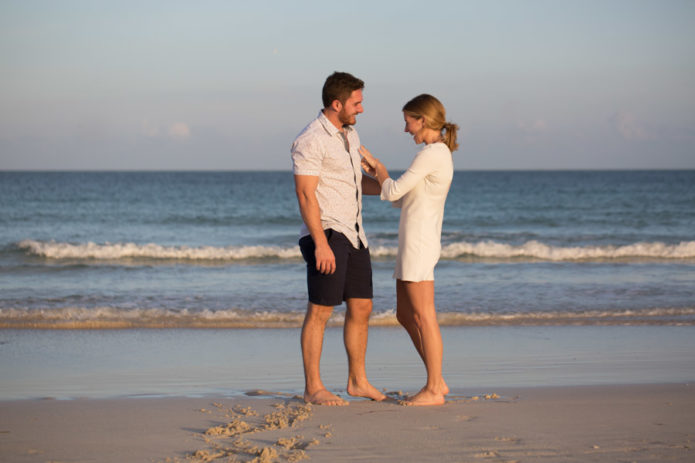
left=291, top=72, right=385, bottom=406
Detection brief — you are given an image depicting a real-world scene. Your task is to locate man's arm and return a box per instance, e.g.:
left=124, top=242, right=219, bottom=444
left=361, top=175, right=381, bottom=196
left=294, top=174, right=336, bottom=274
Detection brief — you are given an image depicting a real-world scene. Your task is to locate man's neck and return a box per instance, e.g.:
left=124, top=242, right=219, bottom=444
left=322, top=109, right=345, bottom=132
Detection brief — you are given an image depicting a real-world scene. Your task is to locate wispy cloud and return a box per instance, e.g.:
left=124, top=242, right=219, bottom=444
left=517, top=119, right=548, bottom=132
left=612, top=111, right=651, bottom=141
left=168, top=122, right=191, bottom=140
left=141, top=121, right=191, bottom=141
left=141, top=120, right=160, bottom=137
left=516, top=118, right=548, bottom=143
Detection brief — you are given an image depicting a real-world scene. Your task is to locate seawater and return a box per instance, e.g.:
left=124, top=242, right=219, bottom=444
left=1, top=170, right=694, bottom=328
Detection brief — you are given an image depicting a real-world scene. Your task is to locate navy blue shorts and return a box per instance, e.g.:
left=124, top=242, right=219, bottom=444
left=299, top=229, right=373, bottom=306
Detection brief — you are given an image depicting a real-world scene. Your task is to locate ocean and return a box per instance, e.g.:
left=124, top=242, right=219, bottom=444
left=2, top=170, right=694, bottom=328
left=1, top=170, right=694, bottom=399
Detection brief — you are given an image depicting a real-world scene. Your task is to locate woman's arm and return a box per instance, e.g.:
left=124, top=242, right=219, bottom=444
left=360, top=145, right=437, bottom=202
left=359, top=146, right=390, bottom=185
left=361, top=175, right=381, bottom=195
left=378, top=149, right=435, bottom=202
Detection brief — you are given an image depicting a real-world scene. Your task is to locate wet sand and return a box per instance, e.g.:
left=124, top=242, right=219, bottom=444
left=1, top=383, right=693, bottom=462
left=3, top=326, right=695, bottom=401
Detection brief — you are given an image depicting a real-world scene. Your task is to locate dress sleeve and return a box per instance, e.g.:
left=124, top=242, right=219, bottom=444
left=380, top=148, right=435, bottom=202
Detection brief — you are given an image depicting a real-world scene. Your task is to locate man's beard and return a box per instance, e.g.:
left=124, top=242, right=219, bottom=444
left=338, top=110, right=356, bottom=127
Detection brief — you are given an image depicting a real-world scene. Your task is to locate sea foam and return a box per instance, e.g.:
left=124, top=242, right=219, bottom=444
left=17, top=240, right=302, bottom=260
left=440, top=240, right=695, bottom=261
left=17, top=239, right=695, bottom=262
left=2, top=306, right=693, bottom=329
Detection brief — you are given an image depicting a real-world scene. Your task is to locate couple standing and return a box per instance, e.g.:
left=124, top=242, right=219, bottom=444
left=291, top=72, right=458, bottom=406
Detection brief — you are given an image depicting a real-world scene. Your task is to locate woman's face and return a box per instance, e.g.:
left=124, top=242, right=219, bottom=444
left=403, top=113, right=425, bottom=144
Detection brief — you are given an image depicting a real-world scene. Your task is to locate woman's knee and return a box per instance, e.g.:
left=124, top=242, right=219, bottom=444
left=396, top=308, right=410, bottom=327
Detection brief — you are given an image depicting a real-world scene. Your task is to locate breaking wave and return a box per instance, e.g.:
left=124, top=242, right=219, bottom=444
left=439, top=240, right=695, bottom=261
left=16, top=240, right=301, bottom=261
left=15, top=239, right=695, bottom=262
left=1, top=306, right=694, bottom=329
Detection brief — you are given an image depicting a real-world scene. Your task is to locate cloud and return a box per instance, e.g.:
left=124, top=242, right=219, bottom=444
left=141, top=121, right=191, bottom=140
left=168, top=122, right=191, bottom=140
left=517, top=119, right=548, bottom=132
left=516, top=118, right=548, bottom=143
left=612, top=111, right=650, bottom=141
left=141, top=120, right=160, bottom=137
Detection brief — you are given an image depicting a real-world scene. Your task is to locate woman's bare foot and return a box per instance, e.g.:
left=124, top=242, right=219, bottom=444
left=402, top=387, right=446, bottom=406
left=304, top=389, right=348, bottom=406
left=347, top=380, right=387, bottom=401
left=441, top=380, right=450, bottom=396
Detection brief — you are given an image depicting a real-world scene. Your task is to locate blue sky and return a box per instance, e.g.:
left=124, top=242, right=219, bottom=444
left=1, top=0, right=694, bottom=170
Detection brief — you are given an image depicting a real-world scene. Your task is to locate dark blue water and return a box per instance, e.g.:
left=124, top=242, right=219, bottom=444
left=1, top=170, right=694, bottom=328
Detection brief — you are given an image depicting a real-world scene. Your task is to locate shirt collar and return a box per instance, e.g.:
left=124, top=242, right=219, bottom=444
left=318, top=110, right=353, bottom=137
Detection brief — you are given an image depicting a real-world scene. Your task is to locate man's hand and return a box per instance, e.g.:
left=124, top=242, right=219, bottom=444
left=315, top=241, right=336, bottom=274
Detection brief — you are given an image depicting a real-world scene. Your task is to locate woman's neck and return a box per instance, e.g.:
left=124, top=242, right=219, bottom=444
left=421, top=128, right=441, bottom=145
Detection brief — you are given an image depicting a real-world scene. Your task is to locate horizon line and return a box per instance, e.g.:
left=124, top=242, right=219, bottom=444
left=3, top=167, right=695, bottom=173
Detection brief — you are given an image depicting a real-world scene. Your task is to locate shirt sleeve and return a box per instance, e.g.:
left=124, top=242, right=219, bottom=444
left=380, top=148, right=435, bottom=202
left=291, top=136, right=323, bottom=176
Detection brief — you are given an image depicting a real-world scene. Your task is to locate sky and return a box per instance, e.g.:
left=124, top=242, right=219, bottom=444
left=1, top=0, right=694, bottom=170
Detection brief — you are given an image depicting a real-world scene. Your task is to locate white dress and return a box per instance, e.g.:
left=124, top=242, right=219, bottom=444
left=380, top=142, right=454, bottom=282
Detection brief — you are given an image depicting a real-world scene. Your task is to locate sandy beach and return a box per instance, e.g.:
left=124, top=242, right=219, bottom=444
left=2, top=383, right=693, bottom=462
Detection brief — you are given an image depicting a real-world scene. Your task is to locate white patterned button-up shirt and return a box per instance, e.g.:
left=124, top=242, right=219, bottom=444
left=291, top=110, right=368, bottom=249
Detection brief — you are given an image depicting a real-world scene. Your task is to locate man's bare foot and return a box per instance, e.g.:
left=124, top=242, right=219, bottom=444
left=304, top=389, right=348, bottom=406
left=402, top=388, right=446, bottom=406
left=347, top=380, right=387, bottom=401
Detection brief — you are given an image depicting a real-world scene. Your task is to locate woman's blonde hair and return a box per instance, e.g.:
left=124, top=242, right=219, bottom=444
left=402, top=94, right=459, bottom=152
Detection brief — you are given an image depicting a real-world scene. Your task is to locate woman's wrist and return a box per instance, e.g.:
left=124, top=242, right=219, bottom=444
left=376, top=163, right=389, bottom=184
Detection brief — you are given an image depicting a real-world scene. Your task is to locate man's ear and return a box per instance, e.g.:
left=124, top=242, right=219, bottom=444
left=330, top=99, right=343, bottom=113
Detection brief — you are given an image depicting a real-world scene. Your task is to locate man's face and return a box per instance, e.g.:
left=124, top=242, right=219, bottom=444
left=338, top=89, right=364, bottom=126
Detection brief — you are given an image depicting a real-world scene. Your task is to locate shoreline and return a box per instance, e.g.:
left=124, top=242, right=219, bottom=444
left=3, top=325, right=695, bottom=401
left=2, top=383, right=693, bottom=462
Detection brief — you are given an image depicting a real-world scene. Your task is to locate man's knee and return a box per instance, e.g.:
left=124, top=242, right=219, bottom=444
left=346, top=298, right=373, bottom=320
left=306, top=303, right=334, bottom=324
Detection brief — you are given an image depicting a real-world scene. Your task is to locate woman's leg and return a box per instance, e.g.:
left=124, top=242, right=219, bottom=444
left=397, top=279, right=448, bottom=405
left=396, top=279, right=425, bottom=361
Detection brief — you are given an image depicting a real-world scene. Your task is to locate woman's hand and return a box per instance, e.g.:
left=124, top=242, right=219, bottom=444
left=359, top=145, right=377, bottom=165
left=359, top=145, right=379, bottom=176
left=360, top=159, right=375, bottom=177
left=359, top=145, right=390, bottom=185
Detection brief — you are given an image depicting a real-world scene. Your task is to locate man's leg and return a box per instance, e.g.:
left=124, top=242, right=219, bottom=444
left=301, top=302, right=348, bottom=406
left=344, top=297, right=386, bottom=401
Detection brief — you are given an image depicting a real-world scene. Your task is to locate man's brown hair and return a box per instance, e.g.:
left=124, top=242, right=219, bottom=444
left=322, top=72, right=364, bottom=108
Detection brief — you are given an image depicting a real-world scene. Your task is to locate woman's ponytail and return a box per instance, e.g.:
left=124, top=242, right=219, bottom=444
left=442, top=122, right=459, bottom=152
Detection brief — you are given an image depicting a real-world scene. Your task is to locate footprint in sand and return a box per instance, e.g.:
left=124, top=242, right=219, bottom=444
left=183, top=400, right=324, bottom=463
left=495, top=436, right=522, bottom=444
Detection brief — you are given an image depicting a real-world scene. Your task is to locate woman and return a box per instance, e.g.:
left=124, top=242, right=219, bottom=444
left=359, top=94, right=458, bottom=406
